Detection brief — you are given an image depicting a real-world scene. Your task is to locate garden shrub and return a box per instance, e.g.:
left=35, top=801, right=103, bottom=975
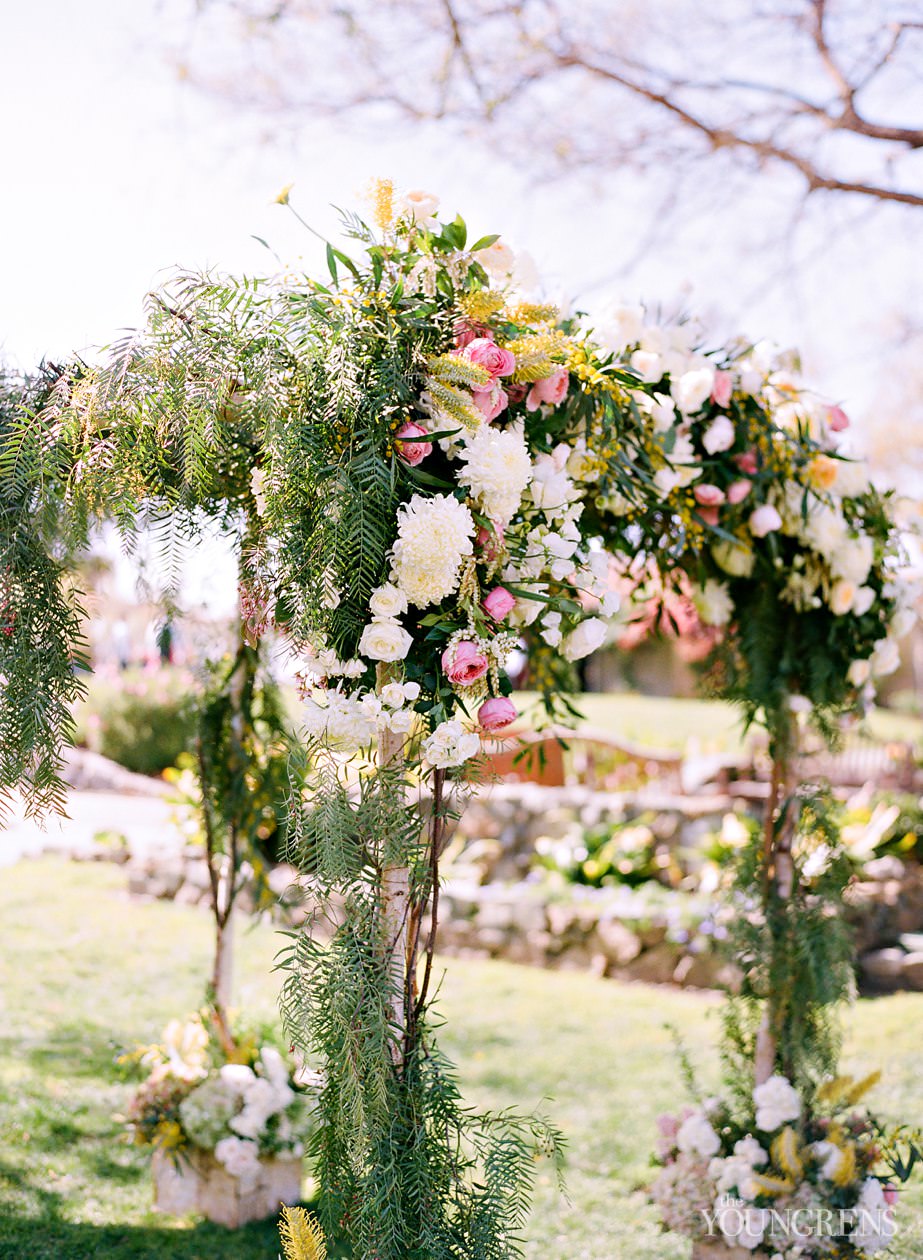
left=94, top=669, right=199, bottom=776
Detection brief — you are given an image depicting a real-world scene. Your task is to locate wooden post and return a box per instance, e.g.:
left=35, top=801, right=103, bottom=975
left=377, top=661, right=412, bottom=1070
left=754, top=710, right=798, bottom=1085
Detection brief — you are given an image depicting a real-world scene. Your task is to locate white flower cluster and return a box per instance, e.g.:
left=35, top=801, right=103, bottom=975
left=390, top=493, right=475, bottom=608
left=422, top=719, right=480, bottom=768
left=303, top=690, right=375, bottom=754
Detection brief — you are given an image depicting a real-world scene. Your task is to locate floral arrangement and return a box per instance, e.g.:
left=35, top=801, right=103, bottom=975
left=588, top=304, right=915, bottom=736
left=123, top=1013, right=314, bottom=1182
left=652, top=1070, right=919, bottom=1257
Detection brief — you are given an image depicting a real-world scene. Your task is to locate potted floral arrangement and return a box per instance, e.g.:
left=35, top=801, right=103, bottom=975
left=653, top=1070, right=918, bottom=1258
left=123, top=1011, right=315, bottom=1227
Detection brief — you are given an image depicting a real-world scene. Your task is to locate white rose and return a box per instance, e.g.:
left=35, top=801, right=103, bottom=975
left=672, top=367, right=715, bottom=414
left=852, top=586, right=875, bottom=616
left=693, top=579, right=734, bottom=627
left=649, top=392, right=677, bottom=433
left=562, top=617, right=608, bottom=661
left=379, top=682, right=407, bottom=708
left=702, top=415, right=735, bottom=454
left=384, top=709, right=415, bottom=735
left=749, top=504, right=783, bottom=538
left=848, top=658, right=871, bottom=687
left=828, top=579, right=858, bottom=616
left=870, top=637, right=900, bottom=677
left=753, top=1074, right=801, bottom=1132
left=630, top=349, right=663, bottom=383
left=712, top=539, right=755, bottom=578
left=369, top=583, right=408, bottom=619
left=476, top=238, right=515, bottom=277
left=358, top=619, right=413, bottom=662
left=398, top=188, right=440, bottom=224
left=676, top=1112, right=721, bottom=1158
left=596, top=302, right=646, bottom=354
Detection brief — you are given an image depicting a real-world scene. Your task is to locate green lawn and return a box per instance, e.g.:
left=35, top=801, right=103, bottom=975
left=2, top=859, right=922, bottom=1259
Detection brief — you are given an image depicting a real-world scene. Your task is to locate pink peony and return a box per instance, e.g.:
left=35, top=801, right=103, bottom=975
left=694, top=483, right=726, bottom=507
left=710, top=370, right=733, bottom=408
left=526, top=367, right=569, bottom=412
left=726, top=479, right=752, bottom=504
left=464, top=337, right=516, bottom=378
left=442, top=641, right=489, bottom=687
left=478, top=696, right=517, bottom=731
left=483, top=586, right=516, bottom=621
left=472, top=379, right=509, bottom=422
left=828, top=404, right=850, bottom=432
left=395, top=422, right=433, bottom=466
left=734, top=449, right=759, bottom=475
left=697, top=506, right=720, bottom=526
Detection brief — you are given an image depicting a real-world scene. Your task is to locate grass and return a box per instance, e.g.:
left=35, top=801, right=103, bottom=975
left=2, top=859, right=922, bottom=1259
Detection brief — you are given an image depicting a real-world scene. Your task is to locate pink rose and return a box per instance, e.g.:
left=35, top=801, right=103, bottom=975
left=454, top=319, right=491, bottom=349
left=478, top=696, right=517, bottom=731
left=483, top=586, right=516, bottom=621
left=464, top=336, right=516, bottom=378
left=442, top=641, right=489, bottom=687
left=694, top=483, right=726, bottom=507
left=526, top=367, right=569, bottom=412
left=734, top=450, right=759, bottom=475
left=828, top=404, right=850, bottom=432
left=476, top=523, right=505, bottom=561
left=697, top=506, right=720, bottom=526
left=711, top=370, right=733, bottom=408
left=727, top=479, right=752, bottom=504
left=395, top=422, right=433, bottom=466
left=472, top=379, right=509, bottom=422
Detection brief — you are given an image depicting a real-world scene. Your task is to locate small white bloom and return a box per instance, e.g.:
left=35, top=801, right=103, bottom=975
left=379, top=682, right=407, bottom=708
left=384, top=709, right=415, bottom=735
left=828, top=579, right=858, bottom=616
left=848, top=658, right=871, bottom=687
left=422, top=720, right=480, bottom=768
left=402, top=681, right=421, bottom=701
left=749, top=504, right=783, bottom=538
left=672, top=367, right=715, bottom=415
left=214, top=1135, right=261, bottom=1182
left=829, top=533, right=874, bottom=586
left=562, top=617, right=608, bottom=661
left=693, top=579, right=734, bottom=627
left=676, top=1112, right=721, bottom=1158
left=249, top=467, right=267, bottom=516
left=595, top=302, right=646, bottom=354
left=398, top=188, right=440, bottom=225
left=630, top=349, right=663, bottom=383
left=870, top=637, right=900, bottom=677
left=852, top=586, right=875, bottom=616
left=753, top=1074, right=801, bottom=1132
left=475, top=238, right=515, bottom=278
left=702, top=415, right=735, bottom=454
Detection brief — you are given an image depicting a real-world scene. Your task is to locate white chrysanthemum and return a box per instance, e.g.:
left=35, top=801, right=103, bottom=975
left=693, top=579, right=734, bottom=627
left=422, top=719, right=480, bottom=768
left=391, top=493, right=475, bottom=607
left=457, top=424, right=532, bottom=526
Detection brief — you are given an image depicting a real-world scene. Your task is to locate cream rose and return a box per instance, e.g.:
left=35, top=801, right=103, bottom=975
left=358, top=619, right=413, bottom=662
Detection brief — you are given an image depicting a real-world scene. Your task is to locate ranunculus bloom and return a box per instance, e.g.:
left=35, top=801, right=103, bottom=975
left=478, top=696, right=517, bottom=731
left=727, top=479, right=752, bottom=504
left=482, top=586, right=516, bottom=621
left=454, top=319, right=491, bottom=349
left=526, top=367, right=569, bottom=412
left=749, top=504, right=783, bottom=537
left=472, top=379, right=509, bottom=422
left=694, top=483, right=726, bottom=507
left=734, top=450, right=759, bottom=475
left=475, top=523, right=505, bottom=561
left=807, top=454, right=838, bottom=491
left=394, top=422, right=432, bottom=466
left=442, top=641, right=489, bottom=687
left=711, top=370, right=733, bottom=408
left=698, top=505, right=720, bottom=526
left=464, top=337, right=516, bottom=378
left=828, top=404, right=850, bottom=432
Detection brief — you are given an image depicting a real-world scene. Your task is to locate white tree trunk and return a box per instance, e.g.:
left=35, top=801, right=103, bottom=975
left=377, top=662, right=411, bottom=1068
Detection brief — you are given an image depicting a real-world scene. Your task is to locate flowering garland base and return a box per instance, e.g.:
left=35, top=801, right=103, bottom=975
left=152, top=1147, right=302, bottom=1228
left=691, top=1243, right=751, bottom=1260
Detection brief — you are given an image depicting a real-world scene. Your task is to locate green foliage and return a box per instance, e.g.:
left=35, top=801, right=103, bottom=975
left=722, top=786, right=857, bottom=1098
left=92, top=668, right=199, bottom=776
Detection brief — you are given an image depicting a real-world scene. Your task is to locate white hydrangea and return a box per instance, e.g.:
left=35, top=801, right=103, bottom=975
left=693, top=579, right=734, bottom=627
left=676, top=1111, right=721, bottom=1158
left=303, top=691, right=375, bottom=754
left=422, top=720, right=480, bottom=768
left=391, top=494, right=475, bottom=608
left=753, top=1074, right=801, bottom=1132
left=457, top=424, right=532, bottom=525
left=214, top=1135, right=261, bottom=1182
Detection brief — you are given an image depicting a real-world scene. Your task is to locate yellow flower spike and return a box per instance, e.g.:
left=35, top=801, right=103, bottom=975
left=279, top=1205, right=327, bottom=1260
left=816, top=1076, right=853, bottom=1106
left=459, top=290, right=505, bottom=323
left=368, top=177, right=394, bottom=233
left=772, top=1126, right=805, bottom=1179
left=751, top=1171, right=796, bottom=1197
left=274, top=184, right=294, bottom=206
left=843, top=1071, right=882, bottom=1107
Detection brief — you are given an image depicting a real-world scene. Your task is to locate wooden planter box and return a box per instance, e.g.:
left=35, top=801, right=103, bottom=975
left=152, top=1147, right=302, bottom=1227
left=692, top=1243, right=752, bottom=1259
